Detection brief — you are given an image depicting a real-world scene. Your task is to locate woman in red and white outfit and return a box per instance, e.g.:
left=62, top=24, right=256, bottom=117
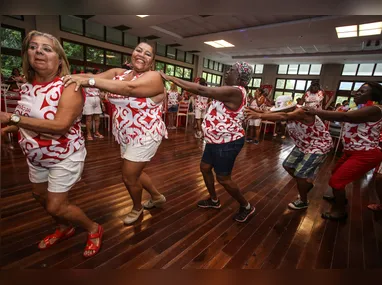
left=193, top=77, right=209, bottom=139
left=304, top=82, right=382, bottom=220
left=167, top=82, right=180, bottom=129
left=0, top=31, right=103, bottom=257
left=83, top=70, right=104, bottom=140
left=160, top=62, right=256, bottom=223
left=64, top=42, right=167, bottom=225
left=303, top=80, right=325, bottom=110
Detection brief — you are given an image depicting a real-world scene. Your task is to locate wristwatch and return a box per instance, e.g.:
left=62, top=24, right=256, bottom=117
left=88, top=78, right=96, bottom=86
left=9, top=114, right=21, bottom=125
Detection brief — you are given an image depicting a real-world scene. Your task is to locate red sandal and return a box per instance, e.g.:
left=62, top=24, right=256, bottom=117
left=38, top=226, right=75, bottom=250
left=83, top=224, right=104, bottom=258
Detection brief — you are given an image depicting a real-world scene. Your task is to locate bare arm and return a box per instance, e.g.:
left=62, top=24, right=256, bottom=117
left=160, top=72, right=242, bottom=110
left=66, top=71, right=164, bottom=98
left=0, top=85, right=84, bottom=135
left=69, top=68, right=126, bottom=80
left=304, top=106, right=382, bottom=123
left=245, top=107, right=311, bottom=123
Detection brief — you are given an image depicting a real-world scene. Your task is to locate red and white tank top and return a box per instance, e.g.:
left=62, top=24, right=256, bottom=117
left=167, top=91, right=179, bottom=107
left=108, top=70, right=167, bottom=145
left=14, top=77, right=85, bottom=167
left=202, top=86, right=247, bottom=144
left=195, top=95, right=208, bottom=110
left=304, top=90, right=324, bottom=110
left=249, top=96, right=267, bottom=111
left=342, top=106, right=382, bottom=151
left=287, top=115, right=333, bottom=154
left=84, top=87, right=100, bottom=97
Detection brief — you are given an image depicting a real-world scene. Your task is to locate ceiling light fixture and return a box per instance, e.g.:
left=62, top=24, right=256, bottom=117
left=204, top=40, right=235, bottom=48
left=335, top=25, right=357, bottom=38
left=137, top=15, right=149, bottom=18
left=359, top=21, right=382, bottom=36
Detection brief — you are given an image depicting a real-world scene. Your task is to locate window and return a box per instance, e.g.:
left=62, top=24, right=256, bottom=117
left=254, top=64, right=264, bottom=74
left=176, top=50, right=185, bottom=62
left=278, top=64, right=321, bottom=75
left=203, top=58, right=209, bottom=68
left=166, top=47, right=176, bottom=59
left=274, top=77, right=318, bottom=100
left=165, top=64, right=175, bottom=76
left=1, top=55, right=22, bottom=78
left=247, top=77, right=262, bottom=93
left=339, top=81, right=353, bottom=91
left=342, top=63, right=382, bottom=76
left=86, top=46, right=104, bottom=64
left=63, top=41, right=84, bottom=61
left=60, top=15, right=84, bottom=36
left=123, top=54, right=131, bottom=65
left=1, top=25, right=24, bottom=77
left=184, top=68, right=192, bottom=79
left=185, top=52, right=193, bottom=64
left=106, top=50, right=121, bottom=66
left=156, top=43, right=166, bottom=57
left=124, top=33, right=138, bottom=48
left=85, top=21, right=104, bottom=41
left=214, top=61, right=219, bottom=71
left=202, top=71, right=222, bottom=87
left=106, top=27, right=122, bottom=45
left=155, top=61, right=165, bottom=71
left=1, top=26, right=23, bottom=50
left=175, top=66, right=184, bottom=77
left=208, top=60, right=214, bottom=70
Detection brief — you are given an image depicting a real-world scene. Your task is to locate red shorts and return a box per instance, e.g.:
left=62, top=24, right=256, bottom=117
left=329, top=148, right=382, bottom=190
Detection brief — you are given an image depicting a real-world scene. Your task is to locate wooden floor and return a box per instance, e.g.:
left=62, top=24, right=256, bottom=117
left=1, top=128, right=382, bottom=269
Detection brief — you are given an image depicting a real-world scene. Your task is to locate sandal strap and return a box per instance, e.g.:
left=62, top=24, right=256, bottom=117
left=87, top=225, right=102, bottom=239
left=41, top=227, right=74, bottom=245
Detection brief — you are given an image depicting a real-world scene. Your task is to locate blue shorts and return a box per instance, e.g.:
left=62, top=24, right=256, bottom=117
left=201, top=137, right=245, bottom=176
left=282, top=147, right=327, bottom=179
left=168, top=105, right=178, bottom=113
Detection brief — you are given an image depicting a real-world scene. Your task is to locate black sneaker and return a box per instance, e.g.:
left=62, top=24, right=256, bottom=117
left=323, top=195, right=348, bottom=205
left=288, top=199, right=309, bottom=210
left=252, top=139, right=259, bottom=145
left=233, top=205, right=255, bottom=222
left=197, top=198, right=221, bottom=209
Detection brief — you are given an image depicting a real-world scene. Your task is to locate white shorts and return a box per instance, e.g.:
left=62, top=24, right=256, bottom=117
left=195, top=108, right=206, bottom=119
left=27, top=149, right=86, bottom=193
left=83, top=96, right=102, bottom=115
left=120, top=139, right=162, bottom=162
left=248, top=119, right=262, bottom=127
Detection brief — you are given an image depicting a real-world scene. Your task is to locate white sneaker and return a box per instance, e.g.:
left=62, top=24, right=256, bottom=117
left=143, top=195, right=166, bottom=209
left=195, top=131, right=202, bottom=139
left=123, top=208, right=143, bottom=225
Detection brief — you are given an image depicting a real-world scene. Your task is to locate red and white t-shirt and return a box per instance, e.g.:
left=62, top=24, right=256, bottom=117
left=195, top=95, right=208, bottom=110
left=249, top=96, right=268, bottom=111
left=304, top=90, right=324, bottom=110
left=287, top=115, right=333, bottom=154
left=202, top=86, right=247, bottom=144
left=14, top=77, right=85, bottom=167
left=342, top=106, right=382, bottom=151
left=108, top=70, right=167, bottom=145
left=167, top=91, right=179, bottom=107
left=84, top=87, right=100, bottom=97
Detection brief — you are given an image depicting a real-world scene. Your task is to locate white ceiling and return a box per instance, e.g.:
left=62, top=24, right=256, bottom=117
left=89, top=14, right=382, bottom=65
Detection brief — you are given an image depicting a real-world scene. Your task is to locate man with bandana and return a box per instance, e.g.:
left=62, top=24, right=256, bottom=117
left=160, top=62, right=255, bottom=223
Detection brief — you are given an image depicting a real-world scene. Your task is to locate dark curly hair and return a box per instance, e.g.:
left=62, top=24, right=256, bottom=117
left=363, top=82, right=382, bottom=104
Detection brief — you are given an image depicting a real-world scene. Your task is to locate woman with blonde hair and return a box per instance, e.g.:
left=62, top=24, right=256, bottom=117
left=0, top=30, right=103, bottom=258
left=167, top=82, right=180, bottom=129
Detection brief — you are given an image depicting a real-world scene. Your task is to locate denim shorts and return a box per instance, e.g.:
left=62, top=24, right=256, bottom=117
left=201, top=137, right=245, bottom=176
left=168, top=105, right=178, bottom=113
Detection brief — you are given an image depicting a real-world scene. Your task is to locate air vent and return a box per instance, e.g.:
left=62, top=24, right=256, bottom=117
left=187, top=50, right=201, bottom=53
left=113, top=25, right=131, bottom=31
left=145, top=35, right=160, bottom=40
left=168, top=43, right=182, bottom=47
left=199, top=15, right=212, bottom=18
left=74, top=15, right=94, bottom=20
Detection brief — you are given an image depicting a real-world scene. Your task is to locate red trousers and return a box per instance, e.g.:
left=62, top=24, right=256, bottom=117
left=329, top=148, right=382, bottom=190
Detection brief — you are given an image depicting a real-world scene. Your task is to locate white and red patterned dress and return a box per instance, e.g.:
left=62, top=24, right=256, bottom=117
left=342, top=106, right=382, bottom=151
left=108, top=70, right=167, bottom=146
left=287, top=115, right=333, bottom=154
left=14, top=77, right=85, bottom=167
left=167, top=91, right=179, bottom=107
left=304, top=90, right=324, bottom=110
left=195, top=95, right=208, bottom=111
left=202, top=86, right=247, bottom=144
